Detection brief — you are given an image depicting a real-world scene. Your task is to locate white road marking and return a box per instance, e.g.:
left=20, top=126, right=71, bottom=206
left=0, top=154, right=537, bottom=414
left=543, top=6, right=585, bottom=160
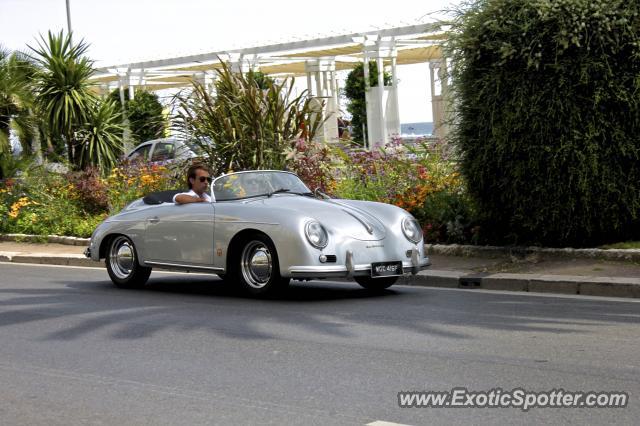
left=1, top=262, right=214, bottom=276
left=1, top=262, right=102, bottom=270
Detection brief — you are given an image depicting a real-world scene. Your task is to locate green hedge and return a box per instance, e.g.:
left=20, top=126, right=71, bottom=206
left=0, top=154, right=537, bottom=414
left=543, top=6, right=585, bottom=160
left=448, top=0, right=640, bottom=246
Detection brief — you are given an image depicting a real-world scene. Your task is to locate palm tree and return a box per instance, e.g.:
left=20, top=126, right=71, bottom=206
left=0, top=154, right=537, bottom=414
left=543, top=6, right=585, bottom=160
left=0, top=46, right=36, bottom=178
left=29, top=30, right=96, bottom=166
left=76, top=99, right=124, bottom=172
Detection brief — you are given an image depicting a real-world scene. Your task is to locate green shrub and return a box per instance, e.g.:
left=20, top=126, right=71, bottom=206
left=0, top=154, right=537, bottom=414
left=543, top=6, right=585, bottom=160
left=127, top=91, right=166, bottom=142
left=417, top=189, right=479, bottom=244
left=447, top=0, right=640, bottom=246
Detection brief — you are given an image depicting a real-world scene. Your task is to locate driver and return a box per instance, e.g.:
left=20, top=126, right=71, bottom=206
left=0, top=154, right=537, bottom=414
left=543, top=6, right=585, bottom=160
left=173, top=164, right=212, bottom=204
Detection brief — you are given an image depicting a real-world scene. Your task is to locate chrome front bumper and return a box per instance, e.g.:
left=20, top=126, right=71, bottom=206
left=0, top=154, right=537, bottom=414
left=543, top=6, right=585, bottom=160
left=288, top=249, right=430, bottom=279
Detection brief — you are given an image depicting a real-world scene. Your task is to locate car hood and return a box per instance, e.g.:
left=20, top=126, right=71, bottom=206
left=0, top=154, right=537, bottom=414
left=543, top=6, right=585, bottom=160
left=248, top=195, right=387, bottom=241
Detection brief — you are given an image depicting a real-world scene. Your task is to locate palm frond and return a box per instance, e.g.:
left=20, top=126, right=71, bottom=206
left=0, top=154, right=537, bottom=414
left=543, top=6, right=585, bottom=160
left=77, top=99, right=124, bottom=173
left=29, top=30, right=96, bottom=165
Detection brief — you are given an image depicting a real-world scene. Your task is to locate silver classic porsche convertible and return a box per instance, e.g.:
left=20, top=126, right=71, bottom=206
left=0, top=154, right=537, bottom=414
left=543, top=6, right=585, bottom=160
left=85, top=170, right=430, bottom=295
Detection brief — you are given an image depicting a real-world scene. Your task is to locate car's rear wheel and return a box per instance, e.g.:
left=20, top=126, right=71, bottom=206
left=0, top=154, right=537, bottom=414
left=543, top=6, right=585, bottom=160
left=230, top=235, right=289, bottom=296
left=105, top=236, right=151, bottom=288
left=354, top=276, right=398, bottom=291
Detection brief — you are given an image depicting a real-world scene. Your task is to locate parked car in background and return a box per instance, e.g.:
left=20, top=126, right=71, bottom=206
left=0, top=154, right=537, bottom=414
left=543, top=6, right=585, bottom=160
left=125, top=137, right=205, bottom=163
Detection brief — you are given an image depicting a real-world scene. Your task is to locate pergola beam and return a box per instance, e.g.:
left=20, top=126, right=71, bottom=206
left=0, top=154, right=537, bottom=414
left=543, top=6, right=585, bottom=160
left=95, top=22, right=444, bottom=73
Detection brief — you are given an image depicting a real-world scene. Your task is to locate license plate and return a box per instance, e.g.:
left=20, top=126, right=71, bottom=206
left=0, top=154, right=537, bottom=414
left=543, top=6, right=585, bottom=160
left=371, top=261, right=403, bottom=277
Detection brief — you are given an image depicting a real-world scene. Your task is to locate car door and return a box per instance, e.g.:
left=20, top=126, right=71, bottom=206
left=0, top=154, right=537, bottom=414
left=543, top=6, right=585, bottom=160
left=144, top=202, right=215, bottom=266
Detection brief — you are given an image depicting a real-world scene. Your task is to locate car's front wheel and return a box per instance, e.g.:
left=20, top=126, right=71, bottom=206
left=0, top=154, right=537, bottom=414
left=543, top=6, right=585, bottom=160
left=354, top=276, right=398, bottom=291
left=105, top=236, right=151, bottom=288
left=230, top=235, right=289, bottom=296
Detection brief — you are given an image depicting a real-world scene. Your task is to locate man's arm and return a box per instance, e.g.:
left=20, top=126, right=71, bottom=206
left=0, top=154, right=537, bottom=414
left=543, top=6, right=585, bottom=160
left=174, top=194, right=206, bottom=204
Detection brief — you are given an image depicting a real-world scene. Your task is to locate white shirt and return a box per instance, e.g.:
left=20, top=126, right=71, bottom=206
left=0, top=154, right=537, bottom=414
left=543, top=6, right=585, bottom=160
left=173, top=189, right=212, bottom=203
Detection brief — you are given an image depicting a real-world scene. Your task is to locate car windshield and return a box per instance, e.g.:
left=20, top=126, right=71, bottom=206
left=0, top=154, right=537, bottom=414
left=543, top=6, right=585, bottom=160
left=212, top=171, right=311, bottom=201
left=183, top=140, right=205, bottom=156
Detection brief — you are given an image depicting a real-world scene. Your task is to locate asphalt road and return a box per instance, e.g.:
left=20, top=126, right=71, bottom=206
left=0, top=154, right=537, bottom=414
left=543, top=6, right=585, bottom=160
left=0, top=263, right=638, bottom=425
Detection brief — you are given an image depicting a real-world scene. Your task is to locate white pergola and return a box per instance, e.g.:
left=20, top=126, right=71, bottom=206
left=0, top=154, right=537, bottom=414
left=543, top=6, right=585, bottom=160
left=90, top=22, right=450, bottom=148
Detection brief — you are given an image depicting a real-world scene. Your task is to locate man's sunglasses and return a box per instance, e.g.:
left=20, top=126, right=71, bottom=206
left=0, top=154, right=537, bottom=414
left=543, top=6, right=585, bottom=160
left=198, top=176, right=212, bottom=183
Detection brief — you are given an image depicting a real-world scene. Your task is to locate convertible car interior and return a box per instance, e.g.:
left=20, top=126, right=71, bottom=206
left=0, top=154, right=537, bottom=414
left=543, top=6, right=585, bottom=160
left=142, top=190, right=183, bottom=205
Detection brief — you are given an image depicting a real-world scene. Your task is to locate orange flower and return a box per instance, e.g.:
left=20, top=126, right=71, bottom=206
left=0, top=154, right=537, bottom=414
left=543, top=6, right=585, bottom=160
left=9, top=197, right=32, bottom=219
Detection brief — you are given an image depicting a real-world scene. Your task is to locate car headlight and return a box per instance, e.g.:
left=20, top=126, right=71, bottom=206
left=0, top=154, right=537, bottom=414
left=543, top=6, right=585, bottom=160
left=305, top=221, right=328, bottom=249
left=402, top=216, right=423, bottom=244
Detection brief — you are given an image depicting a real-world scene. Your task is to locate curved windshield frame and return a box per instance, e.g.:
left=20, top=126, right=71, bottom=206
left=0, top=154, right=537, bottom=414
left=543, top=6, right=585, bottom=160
left=212, top=171, right=311, bottom=201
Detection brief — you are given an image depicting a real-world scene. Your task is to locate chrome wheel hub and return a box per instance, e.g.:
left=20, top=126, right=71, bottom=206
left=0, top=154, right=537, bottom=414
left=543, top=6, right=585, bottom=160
left=241, top=241, right=272, bottom=288
left=109, top=237, right=135, bottom=279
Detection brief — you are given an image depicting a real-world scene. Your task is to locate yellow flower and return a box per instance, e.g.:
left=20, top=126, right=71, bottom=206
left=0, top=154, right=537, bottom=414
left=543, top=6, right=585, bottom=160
left=9, top=197, right=31, bottom=219
left=141, top=175, right=154, bottom=185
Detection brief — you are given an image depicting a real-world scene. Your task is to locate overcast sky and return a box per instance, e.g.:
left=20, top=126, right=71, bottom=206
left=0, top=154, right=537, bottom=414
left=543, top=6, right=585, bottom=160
left=0, top=0, right=459, bottom=123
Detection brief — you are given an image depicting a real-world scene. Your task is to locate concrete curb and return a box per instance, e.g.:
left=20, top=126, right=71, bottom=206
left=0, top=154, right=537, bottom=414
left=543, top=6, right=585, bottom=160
left=404, top=270, right=640, bottom=299
left=0, top=234, right=90, bottom=246
left=2, top=234, right=639, bottom=261
left=1, top=253, right=98, bottom=268
left=426, top=243, right=640, bottom=262
left=1, top=252, right=639, bottom=299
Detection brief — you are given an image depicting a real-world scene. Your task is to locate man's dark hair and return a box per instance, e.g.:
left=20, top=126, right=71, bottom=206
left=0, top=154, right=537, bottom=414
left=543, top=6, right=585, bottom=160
left=186, top=164, right=210, bottom=189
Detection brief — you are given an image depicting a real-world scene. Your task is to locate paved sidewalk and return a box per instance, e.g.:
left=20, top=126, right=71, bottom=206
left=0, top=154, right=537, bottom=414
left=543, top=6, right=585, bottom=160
left=1, top=241, right=639, bottom=299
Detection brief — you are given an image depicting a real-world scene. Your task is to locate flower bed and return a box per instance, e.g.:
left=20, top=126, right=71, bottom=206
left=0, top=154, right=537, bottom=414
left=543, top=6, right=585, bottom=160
left=2, top=140, right=478, bottom=243
left=0, top=161, right=179, bottom=238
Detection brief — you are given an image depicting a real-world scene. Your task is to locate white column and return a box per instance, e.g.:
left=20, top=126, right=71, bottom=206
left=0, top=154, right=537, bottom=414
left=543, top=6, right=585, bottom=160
left=362, top=37, right=398, bottom=149
left=304, top=58, right=339, bottom=143
left=389, top=56, right=400, bottom=137
left=430, top=59, right=448, bottom=139
left=315, top=72, right=322, bottom=99
left=377, top=55, right=386, bottom=146
left=229, top=54, right=257, bottom=74
left=127, top=69, right=135, bottom=100
left=363, top=54, right=371, bottom=149
left=138, top=68, right=145, bottom=89
left=322, top=71, right=330, bottom=97
left=306, top=67, right=313, bottom=97
left=118, top=74, right=133, bottom=152
left=118, top=76, right=126, bottom=107
left=330, top=70, right=338, bottom=111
